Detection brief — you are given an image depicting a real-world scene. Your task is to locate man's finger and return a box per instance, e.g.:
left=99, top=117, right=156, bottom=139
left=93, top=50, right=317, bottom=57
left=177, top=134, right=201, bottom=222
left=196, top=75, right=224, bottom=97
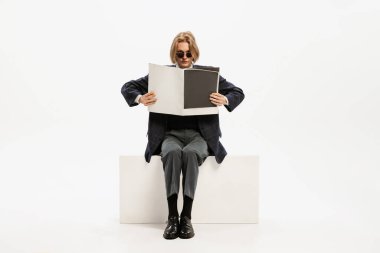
left=146, top=94, right=156, bottom=99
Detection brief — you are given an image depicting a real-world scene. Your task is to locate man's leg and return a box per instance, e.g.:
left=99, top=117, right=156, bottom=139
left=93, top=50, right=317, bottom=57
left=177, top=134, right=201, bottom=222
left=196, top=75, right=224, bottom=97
left=181, top=129, right=209, bottom=202
left=161, top=132, right=184, bottom=200
left=179, top=130, right=208, bottom=239
left=161, top=131, right=184, bottom=240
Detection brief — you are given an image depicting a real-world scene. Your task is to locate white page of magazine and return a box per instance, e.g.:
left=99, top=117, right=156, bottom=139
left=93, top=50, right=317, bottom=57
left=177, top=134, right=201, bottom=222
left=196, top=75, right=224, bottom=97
left=148, top=63, right=219, bottom=116
left=148, top=63, right=183, bottom=115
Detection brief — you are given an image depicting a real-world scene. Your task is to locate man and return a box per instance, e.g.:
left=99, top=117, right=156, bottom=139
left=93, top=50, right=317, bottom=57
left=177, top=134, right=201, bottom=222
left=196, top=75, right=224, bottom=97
left=121, top=31, right=244, bottom=239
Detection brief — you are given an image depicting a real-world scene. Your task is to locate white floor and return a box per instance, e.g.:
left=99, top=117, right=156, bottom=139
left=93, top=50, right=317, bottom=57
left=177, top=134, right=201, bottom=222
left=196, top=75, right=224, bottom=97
left=0, top=207, right=379, bottom=253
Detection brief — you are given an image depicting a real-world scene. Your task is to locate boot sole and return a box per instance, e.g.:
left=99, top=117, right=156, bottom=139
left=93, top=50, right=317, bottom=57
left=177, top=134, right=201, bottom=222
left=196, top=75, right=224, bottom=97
left=163, top=234, right=179, bottom=240
left=179, top=233, right=195, bottom=239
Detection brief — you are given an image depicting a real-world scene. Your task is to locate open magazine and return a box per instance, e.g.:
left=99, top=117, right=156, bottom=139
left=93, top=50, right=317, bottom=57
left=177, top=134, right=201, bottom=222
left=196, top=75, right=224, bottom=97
left=148, top=63, right=220, bottom=116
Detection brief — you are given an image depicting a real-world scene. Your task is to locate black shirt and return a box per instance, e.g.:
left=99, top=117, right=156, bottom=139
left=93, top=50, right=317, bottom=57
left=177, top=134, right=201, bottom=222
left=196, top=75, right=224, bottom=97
left=167, top=115, right=199, bottom=131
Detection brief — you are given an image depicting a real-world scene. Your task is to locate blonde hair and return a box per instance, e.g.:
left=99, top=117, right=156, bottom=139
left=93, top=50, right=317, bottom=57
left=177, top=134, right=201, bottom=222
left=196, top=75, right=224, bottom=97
left=170, top=31, right=200, bottom=64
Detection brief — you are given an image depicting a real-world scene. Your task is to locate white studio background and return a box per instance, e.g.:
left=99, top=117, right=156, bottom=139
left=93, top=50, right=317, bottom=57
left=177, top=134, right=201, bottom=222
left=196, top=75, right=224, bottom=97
left=1, top=0, right=380, bottom=251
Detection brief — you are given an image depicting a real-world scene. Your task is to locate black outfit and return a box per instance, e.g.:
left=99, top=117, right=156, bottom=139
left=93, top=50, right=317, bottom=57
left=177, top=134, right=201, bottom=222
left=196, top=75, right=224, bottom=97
left=121, top=65, right=244, bottom=240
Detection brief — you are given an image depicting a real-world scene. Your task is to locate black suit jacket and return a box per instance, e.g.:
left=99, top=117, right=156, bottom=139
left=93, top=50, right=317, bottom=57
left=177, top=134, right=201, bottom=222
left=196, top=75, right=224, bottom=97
left=121, top=65, right=245, bottom=164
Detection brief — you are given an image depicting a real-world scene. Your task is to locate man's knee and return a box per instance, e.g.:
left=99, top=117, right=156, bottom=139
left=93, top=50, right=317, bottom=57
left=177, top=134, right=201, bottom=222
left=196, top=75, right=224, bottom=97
left=183, top=146, right=208, bottom=159
left=183, top=148, right=206, bottom=167
left=182, top=147, right=198, bottom=158
left=162, top=147, right=182, bottom=160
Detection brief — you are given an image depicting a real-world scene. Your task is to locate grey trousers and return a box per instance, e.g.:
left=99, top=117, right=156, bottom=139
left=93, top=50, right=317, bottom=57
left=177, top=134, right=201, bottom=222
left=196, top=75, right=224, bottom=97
left=161, top=129, right=209, bottom=199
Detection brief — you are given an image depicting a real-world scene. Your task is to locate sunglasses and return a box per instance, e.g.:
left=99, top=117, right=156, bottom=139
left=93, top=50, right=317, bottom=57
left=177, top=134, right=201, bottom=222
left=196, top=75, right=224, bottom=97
left=176, top=51, right=192, bottom=58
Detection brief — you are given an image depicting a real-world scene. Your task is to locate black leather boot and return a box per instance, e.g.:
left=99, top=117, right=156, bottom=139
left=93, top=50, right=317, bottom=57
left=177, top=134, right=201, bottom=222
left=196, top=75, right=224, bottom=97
left=179, top=216, right=195, bottom=239
left=163, top=216, right=180, bottom=239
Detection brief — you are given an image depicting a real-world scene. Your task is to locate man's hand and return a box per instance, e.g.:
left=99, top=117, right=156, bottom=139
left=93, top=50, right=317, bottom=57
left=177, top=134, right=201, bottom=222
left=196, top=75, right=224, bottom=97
left=210, top=92, right=227, bottom=106
left=139, top=91, right=157, bottom=106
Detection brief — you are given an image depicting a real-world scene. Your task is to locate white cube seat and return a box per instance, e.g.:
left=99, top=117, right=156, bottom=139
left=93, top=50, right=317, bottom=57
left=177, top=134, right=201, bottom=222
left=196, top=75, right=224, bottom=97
left=119, top=155, right=259, bottom=223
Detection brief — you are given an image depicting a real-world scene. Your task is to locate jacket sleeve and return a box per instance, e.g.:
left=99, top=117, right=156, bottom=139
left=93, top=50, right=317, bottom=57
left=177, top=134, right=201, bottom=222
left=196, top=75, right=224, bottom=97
left=218, top=75, right=245, bottom=112
left=121, top=75, right=149, bottom=107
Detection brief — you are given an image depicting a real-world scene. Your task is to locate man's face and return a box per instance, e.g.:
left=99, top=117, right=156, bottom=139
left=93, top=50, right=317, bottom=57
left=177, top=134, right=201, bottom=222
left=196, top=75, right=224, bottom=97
left=176, top=42, right=193, bottom=69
